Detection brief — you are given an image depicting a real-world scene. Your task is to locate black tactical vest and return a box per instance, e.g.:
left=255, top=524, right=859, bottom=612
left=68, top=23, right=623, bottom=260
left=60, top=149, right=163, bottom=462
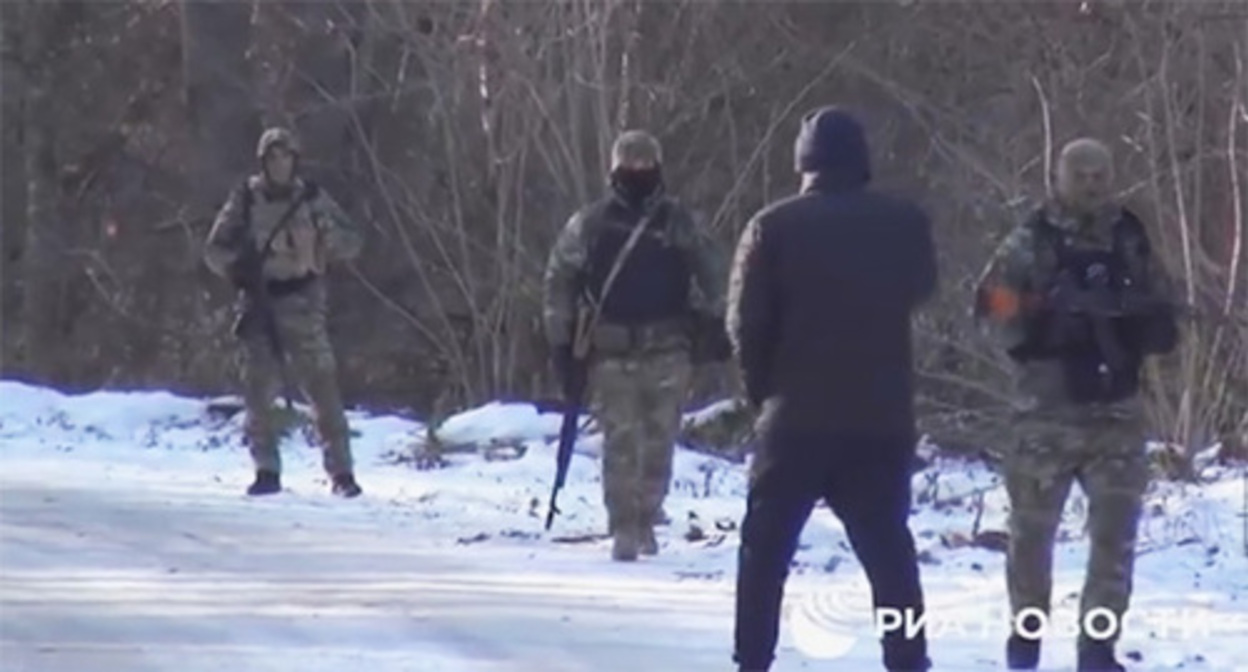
left=1032, top=216, right=1146, bottom=404
left=583, top=200, right=691, bottom=325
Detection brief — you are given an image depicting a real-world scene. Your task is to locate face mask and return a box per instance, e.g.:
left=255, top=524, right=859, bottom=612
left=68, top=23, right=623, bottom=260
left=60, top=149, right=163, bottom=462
left=612, top=167, right=662, bottom=203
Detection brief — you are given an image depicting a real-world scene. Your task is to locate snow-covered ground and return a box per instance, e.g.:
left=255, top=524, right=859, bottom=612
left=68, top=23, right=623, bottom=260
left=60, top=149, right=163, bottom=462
left=1, top=380, right=1246, bottom=671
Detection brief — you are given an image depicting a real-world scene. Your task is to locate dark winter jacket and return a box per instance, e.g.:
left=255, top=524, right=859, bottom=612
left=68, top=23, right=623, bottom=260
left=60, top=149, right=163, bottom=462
left=726, top=107, right=937, bottom=445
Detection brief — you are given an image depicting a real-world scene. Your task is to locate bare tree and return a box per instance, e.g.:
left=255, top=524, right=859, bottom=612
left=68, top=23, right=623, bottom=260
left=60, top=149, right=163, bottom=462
left=10, top=0, right=85, bottom=382
left=180, top=0, right=258, bottom=208
left=1, top=0, right=1243, bottom=460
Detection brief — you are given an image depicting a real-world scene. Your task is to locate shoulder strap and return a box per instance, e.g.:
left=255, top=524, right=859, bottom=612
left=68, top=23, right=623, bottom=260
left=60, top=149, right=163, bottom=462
left=596, top=205, right=661, bottom=298
left=257, top=182, right=317, bottom=256
left=570, top=200, right=668, bottom=356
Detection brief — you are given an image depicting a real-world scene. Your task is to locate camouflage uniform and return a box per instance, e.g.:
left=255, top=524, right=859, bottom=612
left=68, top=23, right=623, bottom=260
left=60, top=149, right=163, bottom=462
left=543, top=130, right=725, bottom=561
left=974, top=139, right=1178, bottom=670
left=204, top=128, right=365, bottom=497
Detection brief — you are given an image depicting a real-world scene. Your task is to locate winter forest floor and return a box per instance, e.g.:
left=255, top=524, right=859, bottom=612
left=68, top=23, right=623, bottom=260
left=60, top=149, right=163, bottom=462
left=1, top=381, right=1246, bottom=671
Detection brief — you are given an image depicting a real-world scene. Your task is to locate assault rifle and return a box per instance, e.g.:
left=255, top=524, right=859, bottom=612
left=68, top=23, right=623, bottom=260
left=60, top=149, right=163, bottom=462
left=1009, top=263, right=1174, bottom=372
left=544, top=302, right=593, bottom=531
left=541, top=307, right=728, bottom=530
left=226, top=185, right=313, bottom=410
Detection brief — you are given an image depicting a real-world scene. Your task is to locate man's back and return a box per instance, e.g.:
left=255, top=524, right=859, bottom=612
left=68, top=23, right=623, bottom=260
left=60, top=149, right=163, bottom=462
left=728, top=107, right=936, bottom=672
left=728, top=107, right=936, bottom=445
left=759, top=185, right=934, bottom=438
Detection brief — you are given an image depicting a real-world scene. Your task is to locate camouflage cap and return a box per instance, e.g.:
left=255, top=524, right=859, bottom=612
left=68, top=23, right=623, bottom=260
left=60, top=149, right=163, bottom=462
left=610, top=130, right=662, bottom=169
left=256, top=127, right=301, bottom=160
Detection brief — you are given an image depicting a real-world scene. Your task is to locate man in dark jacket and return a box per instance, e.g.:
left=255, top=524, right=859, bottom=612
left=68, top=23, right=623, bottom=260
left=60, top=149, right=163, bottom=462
left=726, top=106, right=937, bottom=672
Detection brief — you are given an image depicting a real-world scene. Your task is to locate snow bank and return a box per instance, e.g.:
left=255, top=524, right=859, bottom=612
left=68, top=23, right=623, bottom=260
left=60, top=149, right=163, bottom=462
left=2, top=379, right=1246, bottom=670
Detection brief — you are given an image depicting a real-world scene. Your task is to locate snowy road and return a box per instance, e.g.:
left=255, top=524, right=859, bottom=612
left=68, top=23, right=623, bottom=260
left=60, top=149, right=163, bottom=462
left=2, top=382, right=1246, bottom=671
left=0, top=470, right=746, bottom=672
left=9, top=467, right=1240, bottom=672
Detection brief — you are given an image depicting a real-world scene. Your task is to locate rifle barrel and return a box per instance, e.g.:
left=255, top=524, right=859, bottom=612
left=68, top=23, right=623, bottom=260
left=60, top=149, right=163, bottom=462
left=544, top=356, right=590, bottom=530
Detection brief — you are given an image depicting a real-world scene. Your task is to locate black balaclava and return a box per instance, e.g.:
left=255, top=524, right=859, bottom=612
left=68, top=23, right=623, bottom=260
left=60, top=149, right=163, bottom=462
left=612, top=166, right=663, bottom=205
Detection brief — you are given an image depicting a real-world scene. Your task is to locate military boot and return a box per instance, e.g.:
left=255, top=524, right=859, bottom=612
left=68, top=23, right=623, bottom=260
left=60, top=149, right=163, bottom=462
left=639, top=525, right=658, bottom=556
left=331, top=473, right=362, bottom=498
left=612, top=528, right=639, bottom=561
left=246, top=470, right=281, bottom=496
left=1006, top=635, right=1041, bottom=670
left=1076, top=640, right=1125, bottom=671
left=611, top=512, right=668, bottom=539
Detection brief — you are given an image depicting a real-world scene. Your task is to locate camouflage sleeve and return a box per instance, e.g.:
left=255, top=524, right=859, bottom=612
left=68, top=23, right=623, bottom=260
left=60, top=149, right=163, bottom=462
left=309, top=188, right=363, bottom=262
left=726, top=214, right=777, bottom=406
left=673, top=206, right=727, bottom=315
left=542, top=209, right=591, bottom=347
left=972, top=219, right=1043, bottom=351
left=203, top=184, right=248, bottom=279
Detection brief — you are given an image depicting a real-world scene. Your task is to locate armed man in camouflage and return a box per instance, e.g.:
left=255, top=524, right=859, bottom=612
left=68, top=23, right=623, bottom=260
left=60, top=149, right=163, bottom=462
left=204, top=127, right=365, bottom=498
left=543, top=130, right=726, bottom=562
left=974, top=138, right=1179, bottom=671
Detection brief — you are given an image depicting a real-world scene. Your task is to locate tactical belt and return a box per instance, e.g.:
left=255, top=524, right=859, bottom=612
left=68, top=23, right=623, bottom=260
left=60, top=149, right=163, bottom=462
left=266, top=273, right=319, bottom=298
left=592, top=317, right=690, bottom=352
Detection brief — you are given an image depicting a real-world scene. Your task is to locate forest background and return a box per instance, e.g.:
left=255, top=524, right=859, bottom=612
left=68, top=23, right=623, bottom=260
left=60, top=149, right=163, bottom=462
left=2, top=0, right=1245, bottom=466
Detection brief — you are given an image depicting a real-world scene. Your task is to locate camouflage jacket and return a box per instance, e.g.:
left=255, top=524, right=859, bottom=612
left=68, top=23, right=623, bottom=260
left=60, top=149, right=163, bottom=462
left=973, top=200, right=1174, bottom=414
left=543, top=190, right=725, bottom=352
left=204, top=175, right=363, bottom=284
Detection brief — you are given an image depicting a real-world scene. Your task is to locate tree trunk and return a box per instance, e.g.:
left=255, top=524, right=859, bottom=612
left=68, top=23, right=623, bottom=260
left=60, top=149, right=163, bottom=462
left=0, top=2, right=28, bottom=373
left=281, top=0, right=362, bottom=203
left=16, top=0, right=70, bottom=382
left=180, top=0, right=259, bottom=209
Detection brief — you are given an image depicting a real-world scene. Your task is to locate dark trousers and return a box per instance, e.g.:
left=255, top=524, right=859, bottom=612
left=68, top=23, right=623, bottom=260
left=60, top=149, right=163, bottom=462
left=733, top=434, right=928, bottom=671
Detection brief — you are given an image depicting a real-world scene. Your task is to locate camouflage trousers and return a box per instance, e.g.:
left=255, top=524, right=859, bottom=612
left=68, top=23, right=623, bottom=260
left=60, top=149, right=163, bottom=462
left=1002, top=402, right=1148, bottom=643
left=590, top=348, right=692, bottom=537
left=236, top=281, right=353, bottom=477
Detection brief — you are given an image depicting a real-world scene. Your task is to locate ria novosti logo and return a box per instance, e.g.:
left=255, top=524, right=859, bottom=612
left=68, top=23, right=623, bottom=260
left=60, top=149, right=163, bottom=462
left=790, top=578, right=1248, bottom=660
